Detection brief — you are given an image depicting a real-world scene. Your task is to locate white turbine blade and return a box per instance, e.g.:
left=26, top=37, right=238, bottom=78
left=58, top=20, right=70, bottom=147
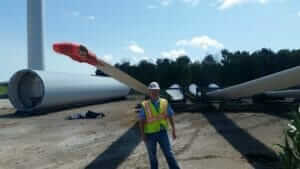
left=95, top=58, right=149, bottom=95
left=53, top=42, right=149, bottom=95
left=207, top=66, right=300, bottom=99
left=264, top=89, right=300, bottom=98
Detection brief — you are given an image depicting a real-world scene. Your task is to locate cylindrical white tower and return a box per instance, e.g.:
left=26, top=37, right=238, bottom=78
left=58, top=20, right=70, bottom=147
left=8, top=69, right=130, bottom=112
left=27, top=0, right=44, bottom=70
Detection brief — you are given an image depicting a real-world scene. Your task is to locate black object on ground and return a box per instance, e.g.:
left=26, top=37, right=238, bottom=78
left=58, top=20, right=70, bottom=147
left=66, top=110, right=105, bottom=120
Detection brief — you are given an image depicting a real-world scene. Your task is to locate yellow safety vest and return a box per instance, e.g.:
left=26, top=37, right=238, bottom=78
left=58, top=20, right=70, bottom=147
left=142, top=98, right=169, bottom=134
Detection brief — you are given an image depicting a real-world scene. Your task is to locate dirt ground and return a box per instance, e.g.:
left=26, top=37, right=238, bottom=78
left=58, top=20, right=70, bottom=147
left=0, top=96, right=289, bottom=169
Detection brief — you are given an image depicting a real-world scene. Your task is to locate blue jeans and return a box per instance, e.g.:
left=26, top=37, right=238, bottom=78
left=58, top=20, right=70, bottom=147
left=145, top=129, right=181, bottom=169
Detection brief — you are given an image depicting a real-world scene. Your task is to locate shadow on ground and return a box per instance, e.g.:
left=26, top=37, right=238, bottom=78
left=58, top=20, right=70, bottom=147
left=84, top=102, right=289, bottom=169
left=202, top=112, right=280, bottom=169
left=85, top=102, right=287, bottom=169
left=85, top=122, right=141, bottom=169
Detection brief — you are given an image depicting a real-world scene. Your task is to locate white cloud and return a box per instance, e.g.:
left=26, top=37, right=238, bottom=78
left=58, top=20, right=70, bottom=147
left=137, top=56, right=157, bottom=64
left=217, top=0, right=269, bottom=10
left=147, top=5, right=158, bottom=9
left=182, top=0, right=200, bottom=6
left=161, top=49, right=187, bottom=60
left=176, top=36, right=224, bottom=49
left=87, top=16, right=96, bottom=21
left=218, top=0, right=244, bottom=9
left=101, top=54, right=141, bottom=65
left=102, top=54, right=114, bottom=63
left=117, top=55, right=156, bottom=65
left=259, top=0, right=268, bottom=4
left=128, top=44, right=145, bottom=54
left=71, top=12, right=96, bottom=22
left=72, top=11, right=80, bottom=17
left=160, top=0, right=171, bottom=6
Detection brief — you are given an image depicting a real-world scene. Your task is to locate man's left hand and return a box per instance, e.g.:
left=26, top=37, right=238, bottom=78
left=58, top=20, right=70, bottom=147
left=172, top=129, right=177, bottom=140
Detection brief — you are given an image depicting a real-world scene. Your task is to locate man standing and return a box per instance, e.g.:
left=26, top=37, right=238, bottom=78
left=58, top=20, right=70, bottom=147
left=139, top=81, right=181, bottom=169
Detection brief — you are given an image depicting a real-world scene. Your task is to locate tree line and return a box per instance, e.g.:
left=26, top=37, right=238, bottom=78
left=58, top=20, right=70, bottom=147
left=96, top=48, right=300, bottom=89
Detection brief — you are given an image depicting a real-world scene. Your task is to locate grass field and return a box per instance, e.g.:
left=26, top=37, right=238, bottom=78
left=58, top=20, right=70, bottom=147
left=0, top=85, right=8, bottom=95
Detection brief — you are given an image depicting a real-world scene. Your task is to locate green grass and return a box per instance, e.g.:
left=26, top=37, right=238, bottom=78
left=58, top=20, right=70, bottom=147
left=276, top=111, right=300, bottom=169
left=0, top=85, right=8, bottom=95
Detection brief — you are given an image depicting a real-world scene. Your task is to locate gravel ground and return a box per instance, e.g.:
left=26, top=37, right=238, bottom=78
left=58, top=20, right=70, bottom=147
left=0, top=97, right=289, bottom=169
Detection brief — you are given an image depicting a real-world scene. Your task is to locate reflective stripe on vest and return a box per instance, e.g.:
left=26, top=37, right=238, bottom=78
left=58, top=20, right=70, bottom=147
left=144, top=101, right=168, bottom=123
left=142, top=98, right=169, bottom=134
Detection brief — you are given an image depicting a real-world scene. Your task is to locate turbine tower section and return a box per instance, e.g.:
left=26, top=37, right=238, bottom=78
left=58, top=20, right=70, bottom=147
left=27, top=0, right=45, bottom=70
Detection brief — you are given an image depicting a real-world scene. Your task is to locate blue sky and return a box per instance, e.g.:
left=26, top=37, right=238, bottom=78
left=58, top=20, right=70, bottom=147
left=0, top=0, right=300, bottom=81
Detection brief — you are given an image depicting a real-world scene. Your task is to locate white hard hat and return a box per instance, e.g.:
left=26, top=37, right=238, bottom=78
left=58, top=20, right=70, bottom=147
left=148, top=81, right=160, bottom=90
